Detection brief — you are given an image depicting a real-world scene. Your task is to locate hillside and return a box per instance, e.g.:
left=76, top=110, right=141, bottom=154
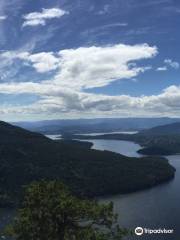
left=0, top=121, right=175, bottom=207
left=139, top=122, right=180, bottom=135
left=136, top=122, right=180, bottom=154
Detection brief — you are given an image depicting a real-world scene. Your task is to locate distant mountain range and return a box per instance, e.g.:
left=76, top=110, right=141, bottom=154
left=12, top=117, right=180, bottom=134
left=0, top=120, right=175, bottom=207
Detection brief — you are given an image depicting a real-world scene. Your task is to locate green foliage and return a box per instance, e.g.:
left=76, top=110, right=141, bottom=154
left=4, top=181, right=128, bottom=240
left=0, top=121, right=175, bottom=207
left=137, top=146, right=173, bottom=155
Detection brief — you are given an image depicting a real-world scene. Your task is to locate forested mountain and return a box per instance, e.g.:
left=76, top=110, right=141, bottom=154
left=0, top=121, right=175, bottom=207
left=139, top=122, right=180, bottom=135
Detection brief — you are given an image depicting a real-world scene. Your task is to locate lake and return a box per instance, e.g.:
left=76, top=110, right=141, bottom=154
left=45, top=134, right=62, bottom=140
left=90, top=139, right=180, bottom=240
left=74, top=131, right=138, bottom=136
left=91, top=139, right=141, bottom=157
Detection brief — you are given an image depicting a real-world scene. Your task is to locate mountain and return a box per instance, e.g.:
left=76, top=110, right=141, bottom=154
left=0, top=121, right=175, bottom=207
left=12, top=118, right=180, bottom=134
left=135, top=122, right=180, bottom=155
left=139, top=122, right=180, bottom=135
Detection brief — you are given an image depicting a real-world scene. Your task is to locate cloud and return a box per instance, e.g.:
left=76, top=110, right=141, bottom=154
left=97, top=4, right=110, bottom=15
left=164, top=59, right=179, bottom=69
left=0, top=43, right=160, bottom=118
left=1, top=84, right=180, bottom=118
left=156, top=59, right=179, bottom=72
left=0, top=15, right=7, bottom=20
left=86, top=22, right=128, bottom=33
left=54, top=44, right=157, bottom=90
left=22, top=8, right=69, bottom=27
left=1, top=43, right=157, bottom=88
left=156, top=66, right=167, bottom=71
left=1, top=51, right=59, bottom=73
left=27, top=52, right=59, bottom=73
left=103, top=22, right=128, bottom=28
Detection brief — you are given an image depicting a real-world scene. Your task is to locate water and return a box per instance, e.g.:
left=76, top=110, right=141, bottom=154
left=45, top=134, right=62, bottom=140
left=90, top=139, right=180, bottom=240
left=91, top=139, right=141, bottom=157
left=75, top=131, right=138, bottom=136
left=46, top=132, right=138, bottom=139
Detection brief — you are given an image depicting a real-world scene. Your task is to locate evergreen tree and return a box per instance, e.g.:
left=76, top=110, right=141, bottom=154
left=4, top=181, right=128, bottom=240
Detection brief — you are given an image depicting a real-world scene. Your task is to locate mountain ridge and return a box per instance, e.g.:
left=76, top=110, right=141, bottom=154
left=12, top=117, right=180, bottom=134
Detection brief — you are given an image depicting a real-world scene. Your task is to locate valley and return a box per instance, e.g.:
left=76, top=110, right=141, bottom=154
left=0, top=121, right=175, bottom=208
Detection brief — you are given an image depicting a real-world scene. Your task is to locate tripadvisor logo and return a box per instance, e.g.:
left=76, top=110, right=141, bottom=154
left=135, top=227, right=143, bottom=236
left=135, top=227, right=174, bottom=236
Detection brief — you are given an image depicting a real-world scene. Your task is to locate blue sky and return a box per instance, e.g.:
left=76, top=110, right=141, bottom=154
left=0, top=0, right=180, bottom=121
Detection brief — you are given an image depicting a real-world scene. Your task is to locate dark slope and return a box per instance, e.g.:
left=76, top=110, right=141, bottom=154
left=0, top=121, right=175, bottom=207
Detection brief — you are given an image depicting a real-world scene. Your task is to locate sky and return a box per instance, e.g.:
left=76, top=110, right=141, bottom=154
left=0, top=0, right=180, bottom=121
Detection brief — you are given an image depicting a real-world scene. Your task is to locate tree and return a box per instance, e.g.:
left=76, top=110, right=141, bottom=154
left=4, top=180, right=128, bottom=240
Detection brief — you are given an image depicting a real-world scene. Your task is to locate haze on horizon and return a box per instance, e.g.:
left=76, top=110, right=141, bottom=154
left=0, top=0, right=179, bottom=121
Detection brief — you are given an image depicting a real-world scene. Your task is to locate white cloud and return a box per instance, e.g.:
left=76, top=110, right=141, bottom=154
left=25, top=52, right=59, bottom=73
left=0, top=15, right=7, bottom=20
left=23, top=19, right=45, bottom=27
left=1, top=51, right=59, bottom=73
left=156, top=59, right=179, bottom=72
left=1, top=43, right=157, bottom=86
left=1, top=84, right=180, bottom=118
left=22, top=8, right=69, bottom=27
left=156, top=66, right=167, bottom=71
left=164, top=59, right=179, bottom=69
left=54, top=44, right=157, bottom=90
left=0, top=43, right=162, bottom=118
